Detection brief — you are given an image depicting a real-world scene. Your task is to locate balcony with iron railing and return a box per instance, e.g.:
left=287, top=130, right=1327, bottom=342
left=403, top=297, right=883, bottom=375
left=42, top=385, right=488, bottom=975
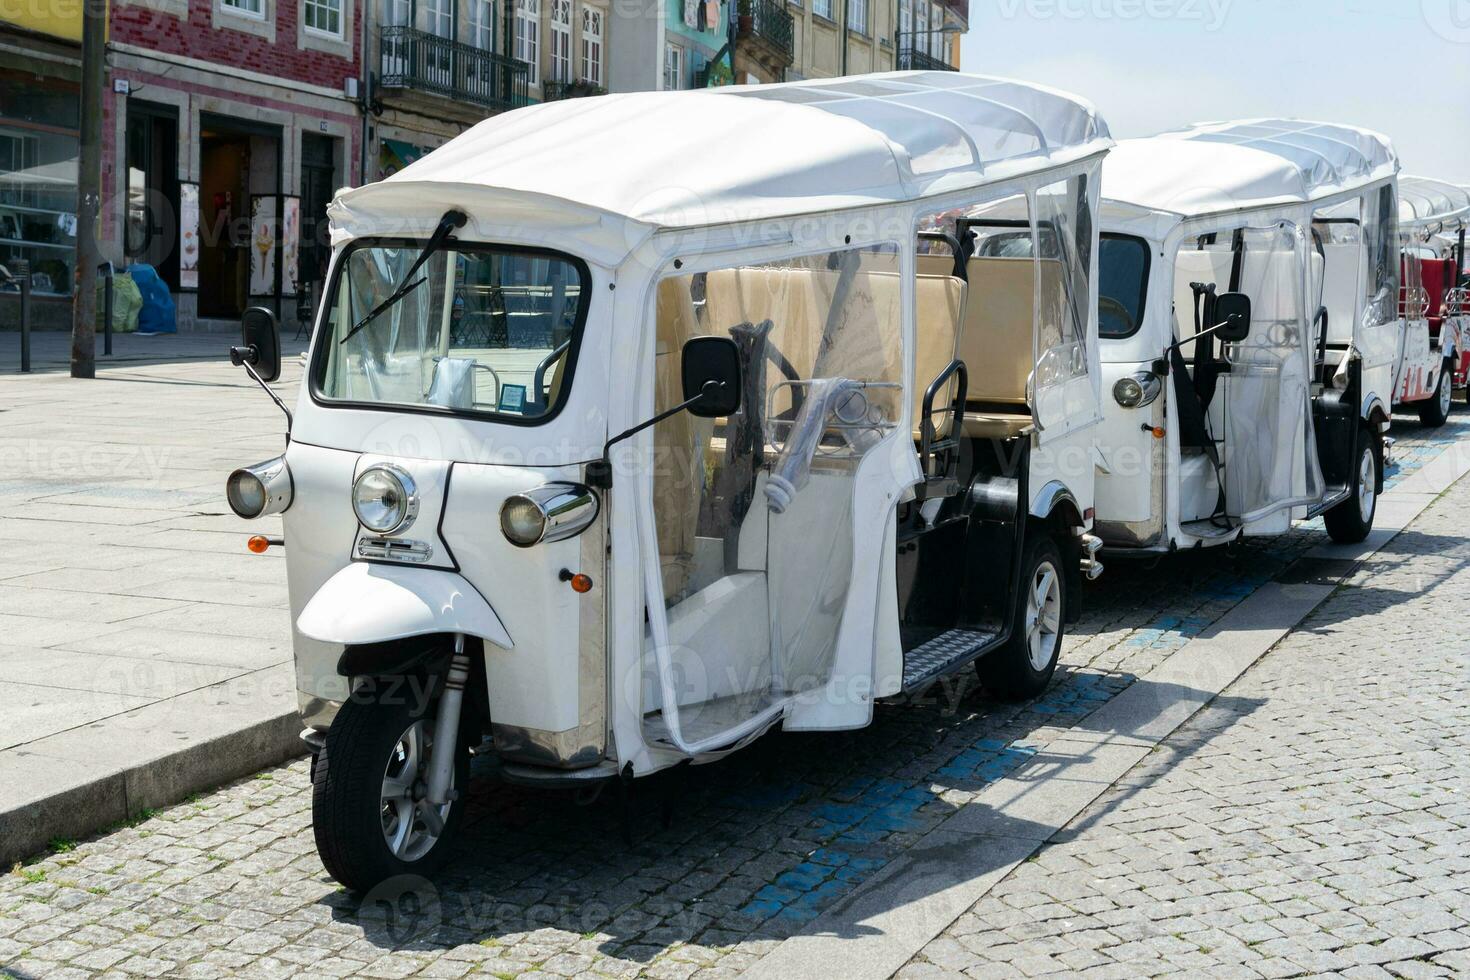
left=378, top=26, right=530, bottom=113
left=898, top=47, right=957, bottom=71
left=736, top=0, right=795, bottom=65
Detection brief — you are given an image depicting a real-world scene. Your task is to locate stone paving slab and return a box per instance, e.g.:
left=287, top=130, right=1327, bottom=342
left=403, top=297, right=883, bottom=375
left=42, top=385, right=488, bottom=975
left=0, top=337, right=308, bottom=864
left=1, top=408, right=1468, bottom=978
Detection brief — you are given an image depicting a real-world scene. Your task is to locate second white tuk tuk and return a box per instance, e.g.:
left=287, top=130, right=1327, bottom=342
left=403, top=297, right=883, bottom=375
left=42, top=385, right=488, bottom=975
left=1394, top=176, right=1470, bottom=417
left=222, top=71, right=1115, bottom=890
left=1092, top=120, right=1400, bottom=551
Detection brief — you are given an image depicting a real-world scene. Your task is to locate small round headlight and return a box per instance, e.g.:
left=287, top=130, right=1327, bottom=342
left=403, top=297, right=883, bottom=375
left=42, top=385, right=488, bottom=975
left=500, top=495, right=548, bottom=548
left=1113, top=376, right=1145, bottom=409
left=227, top=471, right=267, bottom=519
left=353, top=465, right=417, bottom=535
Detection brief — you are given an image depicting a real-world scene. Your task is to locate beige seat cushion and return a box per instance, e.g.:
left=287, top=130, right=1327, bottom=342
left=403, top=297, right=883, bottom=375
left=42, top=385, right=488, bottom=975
left=962, top=413, right=1032, bottom=439
left=956, top=255, right=1041, bottom=438
left=912, top=274, right=967, bottom=441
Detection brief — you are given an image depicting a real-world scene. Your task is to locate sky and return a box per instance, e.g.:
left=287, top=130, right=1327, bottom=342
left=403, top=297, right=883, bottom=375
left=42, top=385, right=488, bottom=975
left=958, top=0, right=1470, bottom=185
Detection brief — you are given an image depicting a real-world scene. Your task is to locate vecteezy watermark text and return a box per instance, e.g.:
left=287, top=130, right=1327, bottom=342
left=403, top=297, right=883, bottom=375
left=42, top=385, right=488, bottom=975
left=995, top=0, right=1232, bottom=32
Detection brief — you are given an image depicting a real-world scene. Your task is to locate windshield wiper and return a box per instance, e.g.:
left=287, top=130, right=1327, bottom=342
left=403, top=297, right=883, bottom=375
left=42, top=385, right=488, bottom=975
left=339, top=208, right=468, bottom=346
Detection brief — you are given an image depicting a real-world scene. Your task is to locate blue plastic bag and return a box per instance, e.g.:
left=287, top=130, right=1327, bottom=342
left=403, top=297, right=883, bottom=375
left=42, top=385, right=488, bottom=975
left=130, top=263, right=177, bottom=334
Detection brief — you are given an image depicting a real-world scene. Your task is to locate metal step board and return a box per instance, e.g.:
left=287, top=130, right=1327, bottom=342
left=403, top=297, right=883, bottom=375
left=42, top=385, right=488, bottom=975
left=643, top=692, right=778, bottom=750
left=902, top=628, right=998, bottom=692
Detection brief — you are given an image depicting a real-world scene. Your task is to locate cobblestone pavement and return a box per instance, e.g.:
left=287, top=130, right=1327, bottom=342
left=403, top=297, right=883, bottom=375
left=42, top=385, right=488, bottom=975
left=903, top=454, right=1470, bottom=977
left=1, top=409, right=1467, bottom=980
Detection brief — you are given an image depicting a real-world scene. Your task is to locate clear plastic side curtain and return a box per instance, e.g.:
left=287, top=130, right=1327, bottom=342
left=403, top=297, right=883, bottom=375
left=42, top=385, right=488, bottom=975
left=643, top=245, right=903, bottom=740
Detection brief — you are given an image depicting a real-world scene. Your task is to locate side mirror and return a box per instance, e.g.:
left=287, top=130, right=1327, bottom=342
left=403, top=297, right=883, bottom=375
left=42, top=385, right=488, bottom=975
left=1214, top=292, right=1252, bottom=343
left=233, top=306, right=281, bottom=383
left=681, top=336, right=742, bottom=418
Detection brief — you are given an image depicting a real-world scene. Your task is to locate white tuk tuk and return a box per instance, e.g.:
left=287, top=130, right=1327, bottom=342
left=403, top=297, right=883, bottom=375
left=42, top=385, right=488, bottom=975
left=223, top=72, right=1115, bottom=890
left=1092, top=120, right=1400, bottom=551
left=1393, top=176, right=1470, bottom=416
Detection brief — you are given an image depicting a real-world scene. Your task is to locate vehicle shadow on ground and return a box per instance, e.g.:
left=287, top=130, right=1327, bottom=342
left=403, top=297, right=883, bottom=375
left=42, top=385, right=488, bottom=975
left=323, top=669, right=1258, bottom=967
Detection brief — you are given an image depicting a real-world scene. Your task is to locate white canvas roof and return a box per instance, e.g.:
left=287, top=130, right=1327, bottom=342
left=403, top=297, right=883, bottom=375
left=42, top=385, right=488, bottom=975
left=1102, top=119, right=1398, bottom=222
left=331, top=72, right=1111, bottom=243
left=1399, top=176, right=1470, bottom=235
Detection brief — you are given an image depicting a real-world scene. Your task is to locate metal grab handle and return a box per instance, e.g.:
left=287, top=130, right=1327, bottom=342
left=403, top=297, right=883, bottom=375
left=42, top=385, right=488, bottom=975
left=918, top=358, right=968, bottom=467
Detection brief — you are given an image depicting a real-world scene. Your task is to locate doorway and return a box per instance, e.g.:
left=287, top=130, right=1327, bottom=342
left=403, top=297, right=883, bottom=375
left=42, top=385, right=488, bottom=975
left=198, top=114, right=281, bottom=319
left=125, top=101, right=180, bottom=290
left=299, top=133, right=337, bottom=297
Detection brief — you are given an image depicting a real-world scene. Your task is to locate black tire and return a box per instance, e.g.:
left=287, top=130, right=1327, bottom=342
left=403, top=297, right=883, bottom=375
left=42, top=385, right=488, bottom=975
left=313, top=690, right=470, bottom=893
left=1324, top=425, right=1381, bottom=544
left=1417, top=361, right=1453, bottom=427
left=977, top=533, right=1066, bottom=701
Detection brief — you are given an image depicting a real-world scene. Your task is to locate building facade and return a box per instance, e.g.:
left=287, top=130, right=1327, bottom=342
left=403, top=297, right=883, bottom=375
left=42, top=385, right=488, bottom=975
left=106, top=0, right=364, bottom=328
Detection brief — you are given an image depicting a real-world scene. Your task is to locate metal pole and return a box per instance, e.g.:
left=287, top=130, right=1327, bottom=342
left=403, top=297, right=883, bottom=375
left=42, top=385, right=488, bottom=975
left=100, top=261, right=113, bottom=356
left=359, top=0, right=372, bottom=185
left=13, top=259, right=31, bottom=373
left=70, top=0, right=105, bottom=379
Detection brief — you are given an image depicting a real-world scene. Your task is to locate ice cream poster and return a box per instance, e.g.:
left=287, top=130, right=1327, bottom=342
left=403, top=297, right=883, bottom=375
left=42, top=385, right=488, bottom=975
left=179, top=183, right=199, bottom=290
left=249, top=195, right=279, bottom=296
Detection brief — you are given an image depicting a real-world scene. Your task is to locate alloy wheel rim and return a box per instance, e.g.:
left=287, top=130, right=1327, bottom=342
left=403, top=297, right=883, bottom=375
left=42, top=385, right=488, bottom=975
left=1358, top=446, right=1376, bottom=523
left=1024, top=560, right=1062, bottom=672
left=379, top=720, right=452, bottom=862
left=1441, top=371, right=1453, bottom=415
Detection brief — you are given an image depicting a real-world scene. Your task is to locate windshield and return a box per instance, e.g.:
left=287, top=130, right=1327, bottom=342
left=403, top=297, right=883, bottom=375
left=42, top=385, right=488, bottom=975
left=312, top=241, right=587, bottom=420
left=1098, top=234, right=1149, bottom=339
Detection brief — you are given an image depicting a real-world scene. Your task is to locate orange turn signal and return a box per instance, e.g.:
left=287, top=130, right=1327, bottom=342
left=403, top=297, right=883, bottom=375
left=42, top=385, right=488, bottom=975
left=247, top=535, right=271, bottom=554
left=559, top=568, right=594, bottom=593
left=1148, top=426, right=1166, bottom=440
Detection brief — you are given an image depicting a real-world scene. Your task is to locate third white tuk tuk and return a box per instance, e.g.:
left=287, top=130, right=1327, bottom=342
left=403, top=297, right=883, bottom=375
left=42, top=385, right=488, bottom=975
left=223, top=72, right=1114, bottom=890
left=1394, top=175, right=1470, bottom=417
left=1092, top=120, right=1401, bottom=551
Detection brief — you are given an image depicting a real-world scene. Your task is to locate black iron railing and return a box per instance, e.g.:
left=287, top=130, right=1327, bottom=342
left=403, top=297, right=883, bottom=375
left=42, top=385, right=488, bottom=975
left=898, top=47, right=957, bottom=71
left=739, top=0, right=794, bottom=61
left=379, top=26, right=530, bottom=111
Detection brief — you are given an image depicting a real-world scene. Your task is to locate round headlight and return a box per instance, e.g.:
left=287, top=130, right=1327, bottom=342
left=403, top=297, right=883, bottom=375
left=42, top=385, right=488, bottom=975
left=500, top=494, right=547, bottom=548
left=227, top=470, right=267, bottom=519
left=353, top=465, right=417, bottom=535
left=1113, top=376, right=1145, bottom=409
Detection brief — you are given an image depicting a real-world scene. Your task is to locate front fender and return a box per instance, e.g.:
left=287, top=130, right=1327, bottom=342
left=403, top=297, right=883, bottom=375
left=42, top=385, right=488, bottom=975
left=297, top=561, right=512, bottom=650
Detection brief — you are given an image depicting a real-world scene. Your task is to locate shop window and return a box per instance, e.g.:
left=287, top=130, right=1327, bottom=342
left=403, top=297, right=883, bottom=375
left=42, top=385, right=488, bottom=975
left=304, top=0, right=342, bottom=36
left=0, top=76, right=79, bottom=298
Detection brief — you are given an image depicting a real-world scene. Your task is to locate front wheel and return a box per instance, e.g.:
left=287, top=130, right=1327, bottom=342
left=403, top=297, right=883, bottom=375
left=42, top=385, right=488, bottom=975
left=1418, top=361, right=1453, bottom=427
left=977, top=534, right=1066, bottom=701
left=312, top=691, right=470, bottom=893
left=1324, top=425, right=1381, bottom=544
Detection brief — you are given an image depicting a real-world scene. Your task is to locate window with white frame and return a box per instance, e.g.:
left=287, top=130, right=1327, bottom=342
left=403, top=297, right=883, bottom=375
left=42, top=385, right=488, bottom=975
left=663, top=41, right=683, bottom=91
left=850, top=0, right=866, bottom=34
left=581, top=7, right=603, bottom=86
left=471, top=0, right=494, bottom=47
left=812, top=0, right=831, bottom=18
left=304, top=0, right=342, bottom=35
left=550, top=0, right=572, bottom=82
left=425, top=0, right=452, bottom=36
left=382, top=0, right=409, bottom=24
left=515, top=0, right=541, bottom=85
left=222, top=0, right=264, bottom=19
left=913, top=0, right=927, bottom=52
left=931, top=2, right=944, bottom=58
left=899, top=0, right=911, bottom=45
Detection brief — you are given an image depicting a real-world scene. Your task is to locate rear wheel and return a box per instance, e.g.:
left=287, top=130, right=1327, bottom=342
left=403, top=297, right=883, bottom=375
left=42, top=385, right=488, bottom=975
left=1324, top=425, right=1380, bottom=544
left=312, top=690, right=470, bottom=893
left=1418, top=361, right=1453, bottom=427
left=977, top=534, right=1065, bottom=701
